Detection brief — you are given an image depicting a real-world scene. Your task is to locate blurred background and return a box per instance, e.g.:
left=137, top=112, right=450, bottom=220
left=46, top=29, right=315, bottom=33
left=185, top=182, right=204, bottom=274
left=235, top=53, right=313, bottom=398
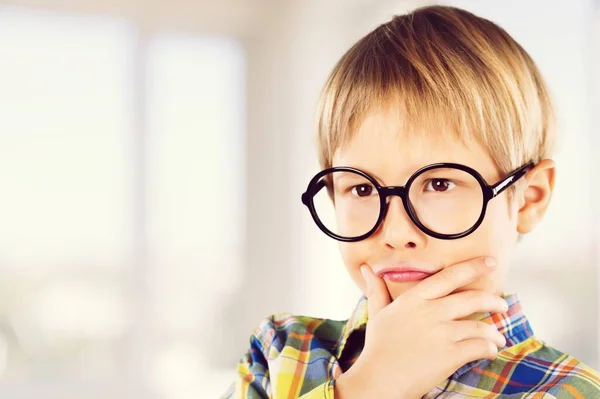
left=0, top=0, right=599, bottom=398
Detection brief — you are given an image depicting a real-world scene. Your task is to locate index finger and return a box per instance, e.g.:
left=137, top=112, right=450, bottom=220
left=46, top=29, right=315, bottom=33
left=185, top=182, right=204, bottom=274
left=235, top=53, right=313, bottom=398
left=412, top=257, right=497, bottom=300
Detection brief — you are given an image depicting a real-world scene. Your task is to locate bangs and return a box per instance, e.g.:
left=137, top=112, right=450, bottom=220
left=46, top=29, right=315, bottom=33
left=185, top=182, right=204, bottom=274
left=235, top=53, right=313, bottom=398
left=317, top=6, right=554, bottom=176
left=320, top=59, right=480, bottom=161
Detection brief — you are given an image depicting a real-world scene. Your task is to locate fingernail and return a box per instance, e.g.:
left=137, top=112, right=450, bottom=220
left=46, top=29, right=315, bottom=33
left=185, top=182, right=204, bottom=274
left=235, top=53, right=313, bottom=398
left=484, top=257, right=497, bottom=268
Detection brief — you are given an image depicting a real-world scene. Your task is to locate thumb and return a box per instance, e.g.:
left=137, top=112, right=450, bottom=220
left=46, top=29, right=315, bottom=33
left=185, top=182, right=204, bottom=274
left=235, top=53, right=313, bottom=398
left=361, top=265, right=392, bottom=317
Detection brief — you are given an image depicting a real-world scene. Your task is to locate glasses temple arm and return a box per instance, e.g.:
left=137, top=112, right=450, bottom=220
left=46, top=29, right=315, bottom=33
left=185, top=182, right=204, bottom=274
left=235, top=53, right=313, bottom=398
left=301, top=179, right=326, bottom=205
left=491, top=162, right=535, bottom=197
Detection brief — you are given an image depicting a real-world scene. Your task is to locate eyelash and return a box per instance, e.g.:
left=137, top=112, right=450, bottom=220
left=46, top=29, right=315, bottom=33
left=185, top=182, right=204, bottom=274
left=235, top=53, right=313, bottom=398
left=350, top=184, right=376, bottom=197
left=424, top=179, right=457, bottom=192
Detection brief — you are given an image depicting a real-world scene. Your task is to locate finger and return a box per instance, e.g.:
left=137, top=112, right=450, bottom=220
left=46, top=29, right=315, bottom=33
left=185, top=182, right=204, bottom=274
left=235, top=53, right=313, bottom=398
left=455, top=338, right=499, bottom=364
left=414, top=257, right=497, bottom=300
left=439, top=290, right=509, bottom=320
left=361, top=265, right=392, bottom=317
left=450, top=320, right=506, bottom=348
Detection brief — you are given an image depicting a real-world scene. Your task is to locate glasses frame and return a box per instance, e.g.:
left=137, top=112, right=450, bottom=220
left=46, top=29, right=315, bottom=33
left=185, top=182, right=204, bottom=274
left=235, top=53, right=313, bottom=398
left=301, top=161, right=534, bottom=241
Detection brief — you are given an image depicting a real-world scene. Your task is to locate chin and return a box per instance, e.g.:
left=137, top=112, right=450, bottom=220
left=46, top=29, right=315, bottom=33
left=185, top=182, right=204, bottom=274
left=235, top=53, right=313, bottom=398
left=385, top=280, right=419, bottom=300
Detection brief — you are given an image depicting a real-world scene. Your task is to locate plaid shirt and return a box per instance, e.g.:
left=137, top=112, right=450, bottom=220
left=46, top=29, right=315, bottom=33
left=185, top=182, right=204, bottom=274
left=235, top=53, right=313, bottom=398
left=222, top=294, right=600, bottom=398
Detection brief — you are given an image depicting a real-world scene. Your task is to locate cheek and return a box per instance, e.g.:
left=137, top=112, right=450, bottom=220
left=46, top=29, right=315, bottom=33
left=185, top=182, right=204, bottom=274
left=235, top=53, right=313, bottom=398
left=456, top=198, right=518, bottom=291
left=453, top=199, right=516, bottom=265
left=481, top=196, right=520, bottom=252
left=422, top=199, right=518, bottom=293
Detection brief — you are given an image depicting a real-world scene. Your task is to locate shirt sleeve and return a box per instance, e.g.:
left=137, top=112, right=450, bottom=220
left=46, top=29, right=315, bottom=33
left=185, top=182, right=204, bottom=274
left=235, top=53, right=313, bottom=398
left=220, top=317, right=338, bottom=399
left=221, top=368, right=335, bottom=399
left=221, top=373, right=335, bottom=399
left=220, top=335, right=272, bottom=399
left=298, top=380, right=336, bottom=399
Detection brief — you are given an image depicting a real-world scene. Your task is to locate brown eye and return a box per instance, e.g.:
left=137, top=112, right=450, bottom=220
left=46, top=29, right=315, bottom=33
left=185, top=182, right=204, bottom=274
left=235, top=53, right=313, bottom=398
left=426, top=179, right=456, bottom=192
left=351, top=184, right=375, bottom=197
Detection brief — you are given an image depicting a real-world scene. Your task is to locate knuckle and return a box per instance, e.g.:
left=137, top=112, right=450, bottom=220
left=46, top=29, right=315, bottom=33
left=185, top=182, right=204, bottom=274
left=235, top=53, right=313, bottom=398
left=498, top=297, right=509, bottom=310
left=464, top=290, right=481, bottom=301
left=469, top=261, right=484, bottom=276
left=482, top=293, right=500, bottom=308
left=497, top=332, right=507, bottom=346
left=475, top=320, right=488, bottom=331
left=475, top=291, right=501, bottom=308
left=486, top=341, right=499, bottom=357
left=414, top=285, right=431, bottom=300
left=438, top=268, right=456, bottom=286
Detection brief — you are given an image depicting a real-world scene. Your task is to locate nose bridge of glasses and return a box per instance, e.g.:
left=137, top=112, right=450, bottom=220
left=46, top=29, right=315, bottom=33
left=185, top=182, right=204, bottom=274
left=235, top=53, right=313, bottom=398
left=379, top=185, right=418, bottom=238
left=379, top=185, right=407, bottom=201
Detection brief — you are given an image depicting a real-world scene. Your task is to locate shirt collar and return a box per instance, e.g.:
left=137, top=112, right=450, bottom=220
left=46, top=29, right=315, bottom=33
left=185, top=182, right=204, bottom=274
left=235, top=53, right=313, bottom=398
left=335, top=292, right=534, bottom=377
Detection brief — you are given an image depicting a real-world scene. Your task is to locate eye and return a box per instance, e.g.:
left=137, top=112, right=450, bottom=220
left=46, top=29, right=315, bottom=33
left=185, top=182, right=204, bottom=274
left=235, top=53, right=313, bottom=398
left=351, top=184, right=376, bottom=197
left=425, top=179, right=456, bottom=192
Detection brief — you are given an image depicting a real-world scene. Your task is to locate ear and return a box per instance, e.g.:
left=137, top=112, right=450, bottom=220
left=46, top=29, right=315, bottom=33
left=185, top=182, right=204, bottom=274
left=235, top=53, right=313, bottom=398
left=517, top=159, right=556, bottom=234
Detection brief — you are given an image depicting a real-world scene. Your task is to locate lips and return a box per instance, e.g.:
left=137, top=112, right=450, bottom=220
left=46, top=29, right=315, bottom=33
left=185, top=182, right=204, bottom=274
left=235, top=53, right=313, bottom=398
left=375, top=265, right=438, bottom=277
left=374, top=263, right=440, bottom=283
left=379, top=270, right=432, bottom=282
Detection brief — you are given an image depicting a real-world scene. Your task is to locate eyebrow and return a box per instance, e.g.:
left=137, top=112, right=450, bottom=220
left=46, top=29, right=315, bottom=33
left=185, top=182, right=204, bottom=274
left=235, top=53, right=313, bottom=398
left=332, top=164, right=389, bottom=186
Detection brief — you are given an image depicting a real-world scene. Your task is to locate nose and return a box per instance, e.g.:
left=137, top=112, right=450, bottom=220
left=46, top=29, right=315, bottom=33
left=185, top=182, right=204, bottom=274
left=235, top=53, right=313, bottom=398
left=379, top=196, right=425, bottom=249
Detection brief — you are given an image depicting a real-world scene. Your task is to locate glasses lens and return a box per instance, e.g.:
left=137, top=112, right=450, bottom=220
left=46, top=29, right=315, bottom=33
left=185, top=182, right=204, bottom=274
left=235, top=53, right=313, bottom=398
left=312, top=170, right=381, bottom=239
left=408, top=167, right=483, bottom=235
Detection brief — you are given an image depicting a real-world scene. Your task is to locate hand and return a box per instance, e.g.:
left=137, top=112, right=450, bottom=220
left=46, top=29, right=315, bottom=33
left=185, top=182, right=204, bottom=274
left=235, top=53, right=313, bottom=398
left=334, top=257, right=508, bottom=399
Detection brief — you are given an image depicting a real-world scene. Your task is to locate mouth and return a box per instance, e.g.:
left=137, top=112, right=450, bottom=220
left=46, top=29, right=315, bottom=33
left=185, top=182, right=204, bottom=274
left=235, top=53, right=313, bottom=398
left=375, top=264, right=441, bottom=283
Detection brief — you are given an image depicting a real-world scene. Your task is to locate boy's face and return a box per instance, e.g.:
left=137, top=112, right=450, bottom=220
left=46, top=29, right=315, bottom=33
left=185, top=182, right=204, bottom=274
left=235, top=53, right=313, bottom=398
left=332, top=110, right=521, bottom=301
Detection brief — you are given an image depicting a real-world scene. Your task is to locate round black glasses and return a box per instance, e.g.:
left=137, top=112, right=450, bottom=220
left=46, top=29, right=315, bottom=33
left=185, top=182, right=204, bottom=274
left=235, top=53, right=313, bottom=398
left=301, top=162, right=534, bottom=241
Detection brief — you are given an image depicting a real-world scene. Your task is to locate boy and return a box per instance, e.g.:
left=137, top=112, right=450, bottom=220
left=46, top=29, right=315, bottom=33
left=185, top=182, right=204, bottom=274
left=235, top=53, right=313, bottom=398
left=223, top=5, right=600, bottom=398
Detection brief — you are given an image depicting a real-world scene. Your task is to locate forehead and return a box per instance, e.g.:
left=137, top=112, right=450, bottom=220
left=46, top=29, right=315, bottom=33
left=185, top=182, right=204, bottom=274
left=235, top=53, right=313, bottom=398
left=332, top=110, right=500, bottom=184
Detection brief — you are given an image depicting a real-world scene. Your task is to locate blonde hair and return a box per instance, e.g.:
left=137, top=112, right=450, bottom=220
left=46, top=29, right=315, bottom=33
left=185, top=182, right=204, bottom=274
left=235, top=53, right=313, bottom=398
left=316, top=5, right=555, bottom=200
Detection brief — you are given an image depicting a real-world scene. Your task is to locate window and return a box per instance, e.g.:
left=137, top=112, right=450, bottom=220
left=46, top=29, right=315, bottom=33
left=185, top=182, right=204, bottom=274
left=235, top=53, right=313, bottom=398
left=0, top=7, right=244, bottom=398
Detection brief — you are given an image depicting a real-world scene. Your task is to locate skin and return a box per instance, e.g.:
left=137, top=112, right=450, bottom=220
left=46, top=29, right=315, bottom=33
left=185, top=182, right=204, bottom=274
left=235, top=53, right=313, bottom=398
left=331, top=107, right=556, bottom=304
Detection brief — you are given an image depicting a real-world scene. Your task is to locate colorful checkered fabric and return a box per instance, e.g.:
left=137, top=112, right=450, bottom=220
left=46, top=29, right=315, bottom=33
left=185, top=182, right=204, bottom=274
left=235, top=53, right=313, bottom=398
left=222, top=294, right=600, bottom=398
